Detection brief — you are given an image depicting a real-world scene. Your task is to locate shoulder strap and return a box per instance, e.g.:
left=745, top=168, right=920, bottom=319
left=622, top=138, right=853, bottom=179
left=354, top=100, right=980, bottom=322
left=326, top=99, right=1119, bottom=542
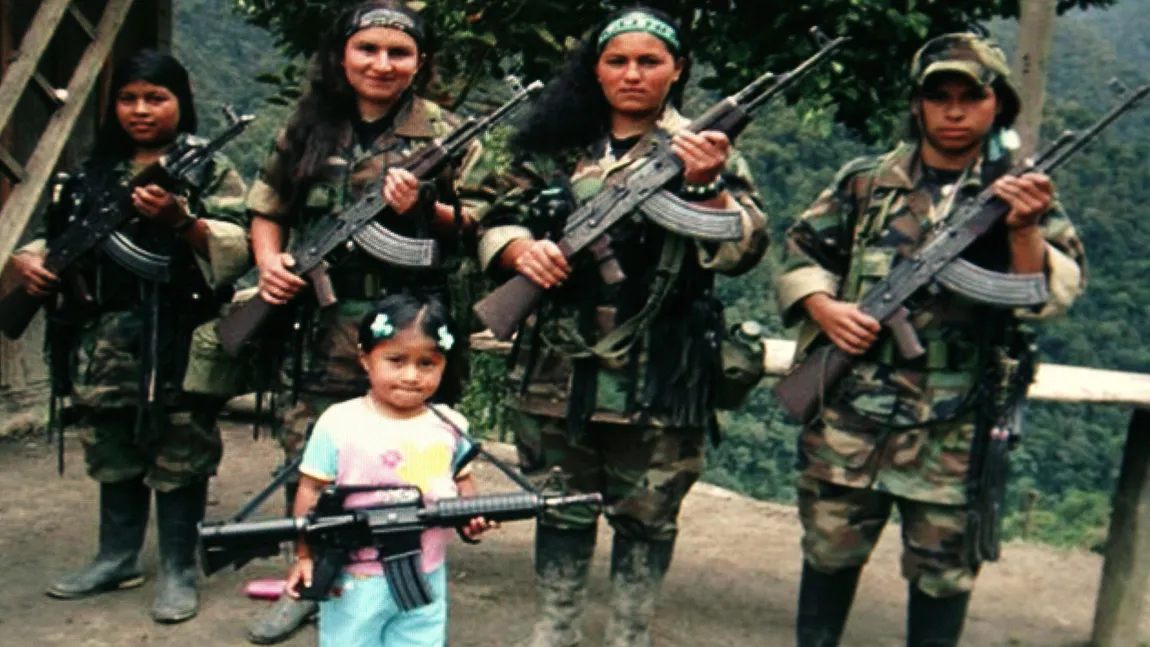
left=427, top=405, right=539, bottom=494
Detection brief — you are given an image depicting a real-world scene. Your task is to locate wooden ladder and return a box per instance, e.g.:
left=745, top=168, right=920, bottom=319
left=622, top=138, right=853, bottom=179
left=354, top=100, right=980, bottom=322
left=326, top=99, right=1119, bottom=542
left=0, top=0, right=135, bottom=271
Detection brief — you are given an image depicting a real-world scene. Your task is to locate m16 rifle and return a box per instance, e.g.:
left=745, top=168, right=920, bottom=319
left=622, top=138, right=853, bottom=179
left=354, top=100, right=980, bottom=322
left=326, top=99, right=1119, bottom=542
left=199, top=486, right=601, bottom=610
left=773, top=82, right=1150, bottom=425
left=215, top=80, right=544, bottom=356
left=472, top=33, right=850, bottom=340
left=0, top=107, right=256, bottom=339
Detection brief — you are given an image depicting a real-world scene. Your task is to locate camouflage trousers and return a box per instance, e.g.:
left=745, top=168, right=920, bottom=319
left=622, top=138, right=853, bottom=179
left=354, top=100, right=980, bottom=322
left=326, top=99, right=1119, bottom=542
left=508, top=408, right=705, bottom=541
left=797, top=474, right=978, bottom=598
left=80, top=401, right=225, bottom=492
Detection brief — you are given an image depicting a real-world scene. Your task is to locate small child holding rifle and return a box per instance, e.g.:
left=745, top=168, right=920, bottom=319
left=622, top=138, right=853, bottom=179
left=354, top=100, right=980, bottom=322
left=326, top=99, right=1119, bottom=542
left=285, top=292, right=494, bottom=646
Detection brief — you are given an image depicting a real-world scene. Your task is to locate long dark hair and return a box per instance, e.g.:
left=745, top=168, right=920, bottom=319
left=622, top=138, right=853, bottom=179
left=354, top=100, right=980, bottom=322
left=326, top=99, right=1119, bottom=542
left=265, top=1, right=436, bottom=204
left=512, top=5, right=691, bottom=156
left=89, top=49, right=197, bottom=173
left=357, top=291, right=463, bottom=405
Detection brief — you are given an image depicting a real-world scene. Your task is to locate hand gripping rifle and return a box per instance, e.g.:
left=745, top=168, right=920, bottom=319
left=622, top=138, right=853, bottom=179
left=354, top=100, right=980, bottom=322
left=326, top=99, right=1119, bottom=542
left=0, top=107, right=256, bottom=340
left=215, top=80, right=544, bottom=356
left=199, top=486, right=601, bottom=609
left=473, top=33, right=850, bottom=340
left=773, top=82, right=1150, bottom=425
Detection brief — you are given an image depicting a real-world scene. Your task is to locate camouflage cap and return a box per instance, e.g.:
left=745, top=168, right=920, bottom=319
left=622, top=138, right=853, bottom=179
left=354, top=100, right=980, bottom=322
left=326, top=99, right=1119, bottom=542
left=911, top=33, right=1021, bottom=125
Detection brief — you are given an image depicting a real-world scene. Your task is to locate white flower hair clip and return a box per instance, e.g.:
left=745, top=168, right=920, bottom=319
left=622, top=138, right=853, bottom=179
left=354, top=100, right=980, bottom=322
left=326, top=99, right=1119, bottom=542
left=436, top=325, right=455, bottom=352
left=370, top=313, right=395, bottom=340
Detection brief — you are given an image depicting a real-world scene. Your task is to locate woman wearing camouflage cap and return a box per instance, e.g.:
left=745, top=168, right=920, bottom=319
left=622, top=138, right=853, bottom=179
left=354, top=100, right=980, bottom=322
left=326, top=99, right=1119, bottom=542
left=775, top=33, right=1086, bottom=646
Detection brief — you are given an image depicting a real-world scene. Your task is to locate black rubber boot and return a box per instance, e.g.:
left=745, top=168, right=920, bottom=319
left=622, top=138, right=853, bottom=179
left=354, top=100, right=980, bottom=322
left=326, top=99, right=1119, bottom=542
left=518, top=524, right=598, bottom=647
left=602, top=534, right=676, bottom=647
left=795, top=562, right=863, bottom=647
left=46, top=478, right=150, bottom=599
left=906, top=585, right=971, bottom=647
left=151, top=481, right=208, bottom=623
left=246, top=477, right=317, bottom=645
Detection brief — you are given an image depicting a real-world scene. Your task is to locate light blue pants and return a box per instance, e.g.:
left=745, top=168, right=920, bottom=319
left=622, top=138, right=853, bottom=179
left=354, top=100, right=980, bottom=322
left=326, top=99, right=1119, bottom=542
left=318, top=567, right=448, bottom=647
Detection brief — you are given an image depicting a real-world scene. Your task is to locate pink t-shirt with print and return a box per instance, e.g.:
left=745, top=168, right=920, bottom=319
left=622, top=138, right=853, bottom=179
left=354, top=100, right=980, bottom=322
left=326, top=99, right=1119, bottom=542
left=299, top=398, right=474, bottom=576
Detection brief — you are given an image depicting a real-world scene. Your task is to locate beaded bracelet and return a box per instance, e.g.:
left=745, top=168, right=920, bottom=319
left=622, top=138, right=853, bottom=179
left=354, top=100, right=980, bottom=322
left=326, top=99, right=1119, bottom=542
left=680, top=175, right=726, bottom=201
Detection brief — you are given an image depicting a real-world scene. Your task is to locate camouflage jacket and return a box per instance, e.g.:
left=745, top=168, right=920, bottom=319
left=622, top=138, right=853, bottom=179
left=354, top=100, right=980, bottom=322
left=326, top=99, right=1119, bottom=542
left=17, top=150, right=249, bottom=410
left=244, top=95, right=484, bottom=300
left=776, top=142, right=1086, bottom=504
left=477, top=108, right=769, bottom=427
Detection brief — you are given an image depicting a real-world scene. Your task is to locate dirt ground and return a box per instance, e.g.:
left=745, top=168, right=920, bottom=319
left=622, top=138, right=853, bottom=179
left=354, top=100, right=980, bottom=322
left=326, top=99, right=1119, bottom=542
left=0, top=420, right=1146, bottom=647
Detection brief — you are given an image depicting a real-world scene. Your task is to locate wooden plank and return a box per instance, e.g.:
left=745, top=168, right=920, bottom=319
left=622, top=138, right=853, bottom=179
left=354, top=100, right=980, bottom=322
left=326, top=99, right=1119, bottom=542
left=30, top=71, right=65, bottom=107
left=66, top=3, right=97, bottom=41
left=1012, top=0, right=1059, bottom=159
left=0, top=0, right=72, bottom=137
left=472, top=333, right=1150, bottom=409
left=0, top=0, right=135, bottom=271
left=0, top=145, right=24, bottom=182
left=1090, top=409, right=1150, bottom=647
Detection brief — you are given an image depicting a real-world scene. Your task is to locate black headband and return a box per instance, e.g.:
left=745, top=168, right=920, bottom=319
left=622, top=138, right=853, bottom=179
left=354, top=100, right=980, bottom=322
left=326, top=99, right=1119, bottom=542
left=345, top=7, right=424, bottom=45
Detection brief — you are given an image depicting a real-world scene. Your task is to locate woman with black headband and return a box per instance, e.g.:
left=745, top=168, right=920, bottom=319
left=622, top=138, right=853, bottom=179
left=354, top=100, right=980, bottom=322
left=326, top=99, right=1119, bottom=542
left=241, top=2, right=483, bottom=643
left=475, top=7, right=767, bottom=647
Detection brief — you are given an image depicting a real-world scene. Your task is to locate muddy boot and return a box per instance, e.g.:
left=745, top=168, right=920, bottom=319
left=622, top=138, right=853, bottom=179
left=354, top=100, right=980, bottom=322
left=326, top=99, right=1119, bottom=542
left=246, top=596, right=319, bottom=645
left=602, top=534, right=675, bottom=647
left=151, top=481, right=208, bottom=623
left=795, top=562, right=863, bottom=647
left=519, top=524, right=597, bottom=647
left=246, top=478, right=317, bottom=645
left=47, top=478, right=150, bottom=599
left=905, top=586, right=970, bottom=647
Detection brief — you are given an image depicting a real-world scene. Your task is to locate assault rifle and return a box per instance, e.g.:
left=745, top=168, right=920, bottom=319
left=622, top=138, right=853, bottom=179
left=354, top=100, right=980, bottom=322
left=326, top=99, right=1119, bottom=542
left=0, top=108, right=255, bottom=340
left=199, top=486, right=601, bottom=609
left=216, top=80, right=544, bottom=356
left=473, top=33, right=849, bottom=340
left=773, top=82, right=1150, bottom=424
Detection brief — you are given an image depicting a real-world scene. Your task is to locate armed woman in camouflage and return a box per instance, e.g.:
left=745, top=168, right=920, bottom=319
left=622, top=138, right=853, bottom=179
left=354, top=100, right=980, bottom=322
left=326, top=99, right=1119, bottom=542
left=474, top=7, right=767, bottom=646
left=4, top=50, right=248, bottom=623
left=776, top=34, right=1086, bottom=647
left=229, top=2, right=484, bottom=643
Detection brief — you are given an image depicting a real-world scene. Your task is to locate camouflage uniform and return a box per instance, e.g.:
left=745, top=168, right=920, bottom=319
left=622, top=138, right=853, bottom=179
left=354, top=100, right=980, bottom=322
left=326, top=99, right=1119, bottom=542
left=777, top=33, right=1086, bottom=647
left=245, top=96, right=484, bottom=463
left=17, top=150, right=249, bottom=491
left=478, top=107, right=768, bottom=538
left=477, top=107, right=767, bottom=647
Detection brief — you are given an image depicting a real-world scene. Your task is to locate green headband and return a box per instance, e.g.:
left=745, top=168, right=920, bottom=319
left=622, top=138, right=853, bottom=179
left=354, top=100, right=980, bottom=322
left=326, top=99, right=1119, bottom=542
left=597, top=12, right=680, bottom=52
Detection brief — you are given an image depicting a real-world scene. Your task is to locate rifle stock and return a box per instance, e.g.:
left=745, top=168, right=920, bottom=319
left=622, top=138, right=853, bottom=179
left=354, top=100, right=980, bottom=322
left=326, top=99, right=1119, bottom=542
left=0, top=287, right=45, bottom=339
left=217, top=295, right=276, bottom=356
left=472, top=274, right=545, bottom=341
left=772, top=344, right=853, bottom=425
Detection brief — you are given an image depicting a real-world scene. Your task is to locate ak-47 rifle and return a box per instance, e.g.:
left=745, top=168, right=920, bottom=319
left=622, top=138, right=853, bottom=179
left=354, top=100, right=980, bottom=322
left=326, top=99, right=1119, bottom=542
left=215, top=80, right=544, bottom=356
left=773, top=82, right=1150, bottom=425
left=473, top=33, right=850, bottom=340
left=200, top=486, right=601, bottom=609
left=0, top=108, right=256, bottom=340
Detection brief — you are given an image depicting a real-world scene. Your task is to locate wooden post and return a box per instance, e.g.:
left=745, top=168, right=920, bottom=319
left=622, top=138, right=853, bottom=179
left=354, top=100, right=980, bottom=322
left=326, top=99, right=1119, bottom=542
left=1090, top=409, right=1150, bottom=647
left=0, top=0, right=13, bottom=207
left=1011, top=0, right=1059, bottom=159
left=0, top=0, right=136, bottom=272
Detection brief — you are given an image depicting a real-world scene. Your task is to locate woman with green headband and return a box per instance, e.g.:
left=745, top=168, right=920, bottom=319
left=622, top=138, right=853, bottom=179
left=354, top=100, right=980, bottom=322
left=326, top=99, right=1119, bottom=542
left=475, top=6, right=768, bottom=646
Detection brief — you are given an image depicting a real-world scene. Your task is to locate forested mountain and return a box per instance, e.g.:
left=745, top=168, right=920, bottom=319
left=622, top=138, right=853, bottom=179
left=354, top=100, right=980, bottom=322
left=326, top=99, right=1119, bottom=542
left=172, top=0, right=1150, bottom=549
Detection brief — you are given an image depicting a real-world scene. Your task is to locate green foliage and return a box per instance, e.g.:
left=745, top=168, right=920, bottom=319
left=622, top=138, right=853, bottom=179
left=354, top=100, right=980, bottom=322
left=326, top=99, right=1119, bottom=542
left=226, top=0, right=1115, bottom=140
left=173, top=0, right=295, bottom=178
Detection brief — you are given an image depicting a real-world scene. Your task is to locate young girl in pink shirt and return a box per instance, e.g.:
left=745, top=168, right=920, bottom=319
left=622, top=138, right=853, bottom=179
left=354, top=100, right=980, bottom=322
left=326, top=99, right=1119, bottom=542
left=284, top=292, right=492, bottom=646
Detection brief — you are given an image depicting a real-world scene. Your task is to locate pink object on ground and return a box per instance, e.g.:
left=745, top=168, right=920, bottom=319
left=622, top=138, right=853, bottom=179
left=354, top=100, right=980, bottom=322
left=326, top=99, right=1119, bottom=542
left=244, top=578, right=287, bottom=600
